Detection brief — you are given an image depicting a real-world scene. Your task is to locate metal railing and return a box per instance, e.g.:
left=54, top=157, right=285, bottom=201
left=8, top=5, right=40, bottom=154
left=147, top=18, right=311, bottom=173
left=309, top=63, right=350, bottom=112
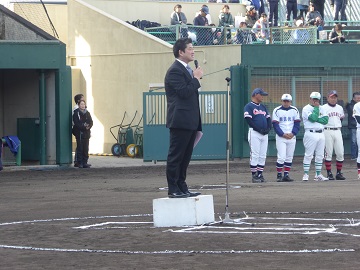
left=145, top=25, right=319, bottom=45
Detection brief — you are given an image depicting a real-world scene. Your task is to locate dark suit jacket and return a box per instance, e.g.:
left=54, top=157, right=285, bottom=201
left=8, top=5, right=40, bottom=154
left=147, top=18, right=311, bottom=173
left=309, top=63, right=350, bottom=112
left=165, top=60, right=202, bottom=131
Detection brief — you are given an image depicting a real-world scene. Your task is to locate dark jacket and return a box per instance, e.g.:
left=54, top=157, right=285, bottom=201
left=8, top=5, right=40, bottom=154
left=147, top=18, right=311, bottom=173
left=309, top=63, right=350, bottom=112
left=329, top=29, right=346, bottom=43
left=346, top=100, right=357, bottom=129
left=165, top=60, right=202, bottom=131
left=72, top=108, right=93, bottom=139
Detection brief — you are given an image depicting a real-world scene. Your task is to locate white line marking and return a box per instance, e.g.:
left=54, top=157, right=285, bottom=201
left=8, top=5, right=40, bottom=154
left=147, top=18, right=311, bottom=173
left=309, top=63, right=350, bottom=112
left=0, top=245, right=354, bottom=254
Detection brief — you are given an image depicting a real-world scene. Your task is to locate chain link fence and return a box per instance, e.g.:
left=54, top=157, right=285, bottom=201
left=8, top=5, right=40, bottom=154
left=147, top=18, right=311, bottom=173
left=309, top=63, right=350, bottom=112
left=145, top=25, right=318, bottom=45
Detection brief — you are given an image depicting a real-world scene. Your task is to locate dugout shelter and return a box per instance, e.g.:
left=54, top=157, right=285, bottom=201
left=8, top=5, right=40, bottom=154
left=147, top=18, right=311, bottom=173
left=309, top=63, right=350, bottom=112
left=0, top=5, right=72, bottom=165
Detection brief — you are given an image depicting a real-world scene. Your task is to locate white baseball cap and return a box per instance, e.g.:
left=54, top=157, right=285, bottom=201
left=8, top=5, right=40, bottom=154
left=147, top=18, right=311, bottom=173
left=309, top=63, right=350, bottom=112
left=281, top=94, right=292, bottom=101
left=310, top=92, right=321, bottom=99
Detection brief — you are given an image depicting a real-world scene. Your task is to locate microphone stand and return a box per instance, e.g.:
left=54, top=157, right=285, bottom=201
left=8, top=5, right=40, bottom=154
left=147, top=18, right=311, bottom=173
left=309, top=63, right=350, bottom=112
left=222, top=77, right=232, bottom=223
left=221, top=77, right=252, bottom=225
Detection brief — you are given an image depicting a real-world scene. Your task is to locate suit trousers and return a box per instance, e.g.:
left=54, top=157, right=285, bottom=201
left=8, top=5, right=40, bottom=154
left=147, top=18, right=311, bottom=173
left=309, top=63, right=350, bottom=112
left=166, top=128, right=197, bottom=194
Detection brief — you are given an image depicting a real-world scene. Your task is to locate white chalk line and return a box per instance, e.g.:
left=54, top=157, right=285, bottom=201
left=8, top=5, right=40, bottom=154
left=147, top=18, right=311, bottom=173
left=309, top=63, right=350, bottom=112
left=0, top=244, right=354, bottom=254
left=0, top=212, right=358, bottom=254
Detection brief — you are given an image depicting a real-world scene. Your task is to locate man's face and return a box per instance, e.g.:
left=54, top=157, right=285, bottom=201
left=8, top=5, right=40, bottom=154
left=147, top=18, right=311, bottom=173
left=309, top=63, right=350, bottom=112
left=253, top=93, right=264, bottom=103
left=201, top=11, right=207, bottom=17
left=178, top=43, right=195, bottom=64
left=282, top=100, right=291, bottom=108
left=310, top=98, right=320, bottom=106
left=353, top=94, right=360, bottom=103
left=327, top=95, right=338, bottom=105
left=175, top=7, right=181, bottom=13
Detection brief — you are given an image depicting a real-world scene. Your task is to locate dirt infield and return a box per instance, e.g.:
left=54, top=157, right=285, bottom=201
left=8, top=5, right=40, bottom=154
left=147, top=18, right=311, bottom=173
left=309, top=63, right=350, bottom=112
left=1, top=157, right=360, bottom=269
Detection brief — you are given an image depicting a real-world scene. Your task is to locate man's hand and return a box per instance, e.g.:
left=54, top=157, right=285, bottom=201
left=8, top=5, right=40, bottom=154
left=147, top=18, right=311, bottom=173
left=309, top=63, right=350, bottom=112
left=193, top=66, right=204, bottom=80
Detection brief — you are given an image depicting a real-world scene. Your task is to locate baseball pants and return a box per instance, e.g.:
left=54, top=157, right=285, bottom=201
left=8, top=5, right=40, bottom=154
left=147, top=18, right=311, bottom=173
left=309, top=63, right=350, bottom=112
left=248, top=128, right=268, bottom=167
left=276, top=135, right=296, bottom=164
left=303, top=131, right=325, bottom=164
left=324, top=129, right=344, bottom=161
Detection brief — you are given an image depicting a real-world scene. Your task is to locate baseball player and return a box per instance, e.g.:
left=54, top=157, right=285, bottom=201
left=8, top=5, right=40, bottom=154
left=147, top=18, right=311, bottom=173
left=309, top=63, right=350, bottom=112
left=352, top=100, right=360, bottom=179
left=244, top=88, right=272, bottom=183
left=302, top=92, right=329, bottom=181
left=322, top=90, right=346, bottom=180
left=272, top=94, right=301, bottom=182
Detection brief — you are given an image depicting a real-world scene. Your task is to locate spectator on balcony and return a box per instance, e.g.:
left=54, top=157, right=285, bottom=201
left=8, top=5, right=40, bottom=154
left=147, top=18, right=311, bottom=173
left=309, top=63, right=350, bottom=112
left=297, top=0, right=309, bottom=18
left=310, top=0, right=325, bottom=19
left=234, top=19, right=253, bottom=44
left=193, top=6, right=212, bottom=45
left=195, top=4, right=213, bottom=25
left=219, top=5, right=234, bottom=27
left=170, top=4, right=188, bottom=38
left=305, top=3, right=323, bottom=26
left=329, top=23, right=346, bottom=43
left=330, top=0, right=347, bottom=25
left=218, top=5, right=234, bottom=44
left=245, top=6, right=259, bottom=28
left=291, top=19, right=311, bottom=43
left=268, top=0, right=279, bottom=27
left=252, top=13, right=269, bottom=41
left=286, top=0, right=298, bottom=22
left=171, top=4, right=187, bottom=25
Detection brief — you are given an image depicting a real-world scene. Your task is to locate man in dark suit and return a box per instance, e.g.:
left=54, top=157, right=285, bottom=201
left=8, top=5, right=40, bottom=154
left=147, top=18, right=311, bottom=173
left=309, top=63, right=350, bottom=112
left=164, top=38, right=203, bottom=198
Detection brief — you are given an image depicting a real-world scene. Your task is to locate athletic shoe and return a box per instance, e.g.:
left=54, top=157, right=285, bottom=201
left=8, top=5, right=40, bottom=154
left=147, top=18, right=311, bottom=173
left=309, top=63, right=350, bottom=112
left=258, top=174, right=266, bottom=183
left=282, top=175, right=294, bottom=182
left=335, top=172, right=346, bottom=180
left=314, top=174, right=329, bottom=181
left=252, top=175, right=262, bottom=183
left=302, top=174, right=309, bottom=181
left=327, top=172, right=335, bottom=180
left=276, top=174, right=283, bottom=182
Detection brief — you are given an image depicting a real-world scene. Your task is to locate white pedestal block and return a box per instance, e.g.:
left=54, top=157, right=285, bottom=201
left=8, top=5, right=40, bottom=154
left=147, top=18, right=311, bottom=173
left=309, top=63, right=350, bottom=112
left=153, top=195, right=214, bottom=227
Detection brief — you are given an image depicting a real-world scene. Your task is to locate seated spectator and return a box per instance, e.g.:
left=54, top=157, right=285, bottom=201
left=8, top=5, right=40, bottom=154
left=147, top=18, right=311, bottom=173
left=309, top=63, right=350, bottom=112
left=217, top=0, right=227, bottom=3
left=170, top=4, right=187, bottom=25
left=291, top=19, right=311, bottom=44
left=233, top=19, right=253, bottom=44
left=195, top=4, right=213, bottom=25
left=219, top=5, right=234, bottom=27
left=193, top=6, right=212, bottom=45
left=229, top=0, right=240, bottom=3
left=252, top=13, right=269, bottom=41
left=170, top=4, right=188, bottom=38
left=245, top=6, right=259, bottom=28
left=305, top=3, right=323, bottom=26
left=329, top=23, right=346, bottom=44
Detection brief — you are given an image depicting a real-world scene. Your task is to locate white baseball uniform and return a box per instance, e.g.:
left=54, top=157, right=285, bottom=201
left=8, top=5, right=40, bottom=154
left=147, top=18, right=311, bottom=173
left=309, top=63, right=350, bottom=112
left=302, top=104, right=328, bottom=172
left=353, top=102, right=360, bottom=163
left=272, top=105, right=300, bottom=165
left=322, top=103, right=345, bottom=162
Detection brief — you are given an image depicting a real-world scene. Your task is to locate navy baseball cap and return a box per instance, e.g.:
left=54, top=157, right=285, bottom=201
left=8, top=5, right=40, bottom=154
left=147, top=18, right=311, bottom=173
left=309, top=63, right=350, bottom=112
left=328, top=90, right=338, bottom=97
left=252, top=88, right=268, bottom=97
left=201, top=6, right=209, bottom=14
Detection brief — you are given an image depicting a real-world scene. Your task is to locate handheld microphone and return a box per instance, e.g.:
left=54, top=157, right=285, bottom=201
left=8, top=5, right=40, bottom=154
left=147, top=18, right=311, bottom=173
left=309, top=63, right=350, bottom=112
left=194, top=60, right=202, bottom=79
left=194, top=60, right=199, bottom=69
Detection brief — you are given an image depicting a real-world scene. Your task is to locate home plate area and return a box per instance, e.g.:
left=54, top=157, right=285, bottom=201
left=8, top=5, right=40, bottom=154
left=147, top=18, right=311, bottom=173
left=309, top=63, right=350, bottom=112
left=0, top=211, right=359, bottom=254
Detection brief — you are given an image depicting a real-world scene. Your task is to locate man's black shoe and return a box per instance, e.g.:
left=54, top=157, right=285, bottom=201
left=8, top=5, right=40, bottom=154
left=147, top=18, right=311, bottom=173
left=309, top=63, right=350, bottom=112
left=282, top=175, right=294, bottom=182
left=83, top=164, right=91, bottom=168
left=74, top=163, right=79, bottom=167
left=276, top=174, right=283, bottom=182
left=327, top=172, right=335, bottom=180
left=168, top=192, right=190, bottom=198
left=336, top=172, right=346, bottom=180
left=183, top=191, right=201, bottom=197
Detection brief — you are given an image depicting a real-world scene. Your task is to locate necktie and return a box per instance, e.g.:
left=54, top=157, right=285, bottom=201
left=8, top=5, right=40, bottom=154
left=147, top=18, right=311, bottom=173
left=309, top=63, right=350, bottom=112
left=186, top=65, right=193, bottom=77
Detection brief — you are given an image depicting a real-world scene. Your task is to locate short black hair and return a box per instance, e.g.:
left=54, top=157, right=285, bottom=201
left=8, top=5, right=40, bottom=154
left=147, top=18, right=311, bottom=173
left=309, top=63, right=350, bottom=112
left=74, top=94, right=84, bottom=104
left=174, top=4, right=182, bottom=10
left=353, top=92, right=360, bottom=98
left=173, top=38, right=192, bottom=58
